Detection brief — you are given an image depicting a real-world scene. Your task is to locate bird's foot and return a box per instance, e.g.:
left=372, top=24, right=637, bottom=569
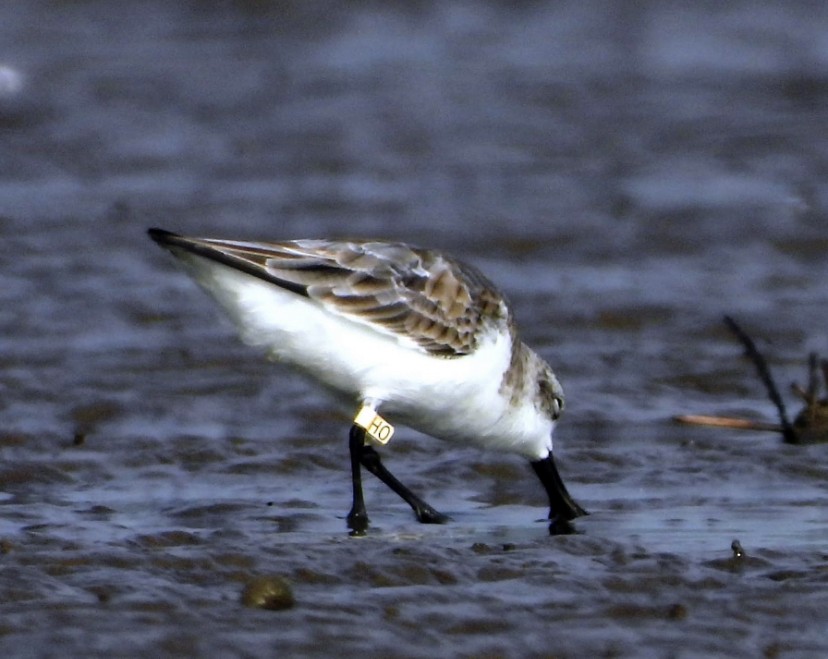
left=347, top=509, right=370, bottom=537
left=547, top=515, right=579, bottom=536
left=414, top=505, right=451, bottom=524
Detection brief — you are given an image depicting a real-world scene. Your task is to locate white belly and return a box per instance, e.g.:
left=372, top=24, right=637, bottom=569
left=172, top=250, right=553, bottom=458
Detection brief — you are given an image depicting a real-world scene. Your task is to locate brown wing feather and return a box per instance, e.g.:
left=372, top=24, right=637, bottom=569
left=190, top=238, right=509, bottom=357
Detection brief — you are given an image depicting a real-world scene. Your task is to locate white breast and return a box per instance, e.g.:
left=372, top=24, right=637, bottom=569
left=171, top=249, right=554, bottom=459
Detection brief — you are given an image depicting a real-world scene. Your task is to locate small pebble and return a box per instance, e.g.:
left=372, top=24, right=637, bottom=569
left=241, top=575, right=295, bottom=611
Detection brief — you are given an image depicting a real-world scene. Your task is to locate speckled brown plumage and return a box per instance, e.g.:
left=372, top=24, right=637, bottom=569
left=165, top=237, right=510, bottom=358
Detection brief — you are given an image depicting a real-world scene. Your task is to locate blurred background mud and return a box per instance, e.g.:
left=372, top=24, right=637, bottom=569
left=1, top=2, right=827, bottom=656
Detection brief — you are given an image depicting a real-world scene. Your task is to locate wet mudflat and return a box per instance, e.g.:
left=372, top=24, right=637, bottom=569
left=1, top=1, right=828, bottom=656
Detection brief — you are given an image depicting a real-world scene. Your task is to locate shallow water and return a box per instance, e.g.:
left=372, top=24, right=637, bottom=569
left=2, top=1, right=828, bottom=657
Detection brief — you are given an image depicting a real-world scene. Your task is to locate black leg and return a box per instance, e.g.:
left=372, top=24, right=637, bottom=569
left=360, top=446, right=449, bottom=524
left=346, top=424, right=369, bottom=535
left=531, top=454, right=587, bottom=535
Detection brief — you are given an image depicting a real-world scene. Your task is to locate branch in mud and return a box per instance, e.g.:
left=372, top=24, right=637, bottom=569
left=674, top=316, right=828, bottom=444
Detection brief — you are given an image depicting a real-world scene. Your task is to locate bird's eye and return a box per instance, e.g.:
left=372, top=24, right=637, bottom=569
left=551, top=396, right=564, bottom=420
left=538, top=375, right=564, bottom=420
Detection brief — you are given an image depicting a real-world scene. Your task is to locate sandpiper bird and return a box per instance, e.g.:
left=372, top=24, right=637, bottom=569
left=148, top=228, right=587, bottom=534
